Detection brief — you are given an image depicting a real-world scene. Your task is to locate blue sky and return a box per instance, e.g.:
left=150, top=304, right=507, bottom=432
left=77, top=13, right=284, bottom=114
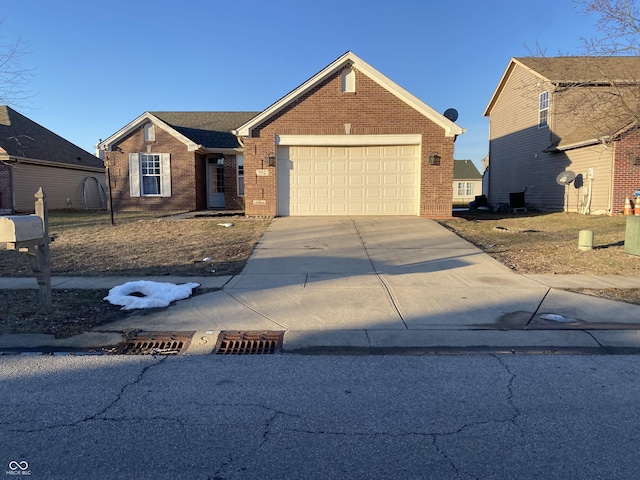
left=1, top=0, right=598, bottom=169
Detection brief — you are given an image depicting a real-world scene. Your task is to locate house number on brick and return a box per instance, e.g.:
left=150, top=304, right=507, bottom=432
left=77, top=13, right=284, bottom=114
left=256, top=169, right=269, bottom=176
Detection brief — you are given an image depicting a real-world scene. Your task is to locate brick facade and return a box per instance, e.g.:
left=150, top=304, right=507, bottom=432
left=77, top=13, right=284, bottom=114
left=242, top=67, right=456, bottom=217
left=105, top=126, right=242, bottom=212
left=613, top=126, right=640, bottom=213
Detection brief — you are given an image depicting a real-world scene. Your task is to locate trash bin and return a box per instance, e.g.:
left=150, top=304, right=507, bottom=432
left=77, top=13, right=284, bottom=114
left=624, top=216, right=640, bottom=256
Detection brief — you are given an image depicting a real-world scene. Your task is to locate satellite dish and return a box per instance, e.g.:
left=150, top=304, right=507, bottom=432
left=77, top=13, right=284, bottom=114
left=556, top=171, right=576, bottom=186
left=443, top=108, right=459, bottom=122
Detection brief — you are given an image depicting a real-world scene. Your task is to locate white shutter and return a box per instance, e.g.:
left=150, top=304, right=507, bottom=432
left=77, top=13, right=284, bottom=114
left=160, top=153, right=171, bottom=197
left=129, top=153, right=140, bottom=197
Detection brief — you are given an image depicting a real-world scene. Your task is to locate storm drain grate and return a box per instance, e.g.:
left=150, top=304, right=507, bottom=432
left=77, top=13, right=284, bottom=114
left=119, top=332, right=194, bottom=355
left=214, top=331, right=284, bottom=355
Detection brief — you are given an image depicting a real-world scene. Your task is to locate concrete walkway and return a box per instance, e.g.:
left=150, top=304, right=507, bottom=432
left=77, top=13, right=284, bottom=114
left=2, top=216, right=640, bottom=354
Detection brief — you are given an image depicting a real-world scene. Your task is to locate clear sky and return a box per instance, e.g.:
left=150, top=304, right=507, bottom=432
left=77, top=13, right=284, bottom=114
left=1, top=0, right=599, bottom=169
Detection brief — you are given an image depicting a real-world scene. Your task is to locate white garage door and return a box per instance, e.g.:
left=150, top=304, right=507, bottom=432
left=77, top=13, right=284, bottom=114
left=277, top=145, right=419, bottom=216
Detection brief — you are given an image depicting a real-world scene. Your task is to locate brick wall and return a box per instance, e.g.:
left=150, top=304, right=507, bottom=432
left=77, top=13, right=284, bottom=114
left=613, top=127, right=640, bottom=213
left=242, top=67, right=455, bottom=217
left=105, top=126, right=198, bottom=212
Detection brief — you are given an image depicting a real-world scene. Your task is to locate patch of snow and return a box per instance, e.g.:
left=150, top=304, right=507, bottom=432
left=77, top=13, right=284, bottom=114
left=104, top=280, right=200, bottom=310
left=540, top=313, right=578, bottom=323
left=217, top=222, right=234, bottom=227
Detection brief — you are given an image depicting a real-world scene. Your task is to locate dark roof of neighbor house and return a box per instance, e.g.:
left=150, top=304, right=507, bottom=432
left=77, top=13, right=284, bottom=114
left=0, top=106, right=103, bottom=168
left=151, top=111, right=260, bottom=149
left=454, top=160, right=481, bottom=179
left=515, top=56, right=640, bottom=84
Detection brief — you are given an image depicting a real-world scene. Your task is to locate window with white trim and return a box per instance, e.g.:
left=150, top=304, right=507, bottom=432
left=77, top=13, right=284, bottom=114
left=539, top=91, right=549, bottom=128
left=457, top=182, right=474, bottom=196
left=237, top=155, right=245, bottom=196
left=129, top=153, right=171, bottom=197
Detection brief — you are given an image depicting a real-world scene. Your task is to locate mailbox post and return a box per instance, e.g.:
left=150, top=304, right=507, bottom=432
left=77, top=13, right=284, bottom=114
left=0, top=188, right=51, bottom=312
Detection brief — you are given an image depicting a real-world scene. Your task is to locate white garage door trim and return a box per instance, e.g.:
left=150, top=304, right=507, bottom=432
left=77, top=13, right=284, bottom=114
left=277, top=136, right=421, bottom=216
left=277, top=134, right=421, bottom=146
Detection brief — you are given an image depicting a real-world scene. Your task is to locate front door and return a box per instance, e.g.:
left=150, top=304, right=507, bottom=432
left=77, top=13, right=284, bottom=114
left=207, top=159, right=225, bottom=208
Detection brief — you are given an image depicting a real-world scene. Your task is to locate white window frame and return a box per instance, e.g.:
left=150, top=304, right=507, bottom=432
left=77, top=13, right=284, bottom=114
left=129, top=153, right=171, bottom=197
left=539, top=91, right=549, bottom=128
left=236, top=155, right=244, bottom=197
left=457, top=182, right=474, bottom=196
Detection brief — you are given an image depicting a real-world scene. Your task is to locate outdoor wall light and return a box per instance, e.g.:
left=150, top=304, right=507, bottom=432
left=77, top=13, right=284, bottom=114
left=428, top=153, right=441, bottom=165
left=263, top=152, right=276, bottom=167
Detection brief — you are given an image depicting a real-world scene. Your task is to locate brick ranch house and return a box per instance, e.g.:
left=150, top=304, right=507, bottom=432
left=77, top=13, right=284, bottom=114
left=98, top=51, right=465, bottom=217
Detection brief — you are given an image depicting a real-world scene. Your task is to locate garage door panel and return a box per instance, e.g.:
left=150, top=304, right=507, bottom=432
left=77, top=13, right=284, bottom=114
left=277, top=144, right=418, bottom=216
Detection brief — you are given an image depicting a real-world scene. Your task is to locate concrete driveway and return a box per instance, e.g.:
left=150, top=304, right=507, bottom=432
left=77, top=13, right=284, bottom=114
left=98, top=217, right=559, bottom=338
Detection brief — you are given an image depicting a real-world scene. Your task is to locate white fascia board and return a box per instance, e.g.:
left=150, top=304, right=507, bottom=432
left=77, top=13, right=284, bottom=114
left=99, top=112, right=198, bottom=152
left=276, top=134, right=422, bottom=146
left=236, top=51, right=465, bottom=138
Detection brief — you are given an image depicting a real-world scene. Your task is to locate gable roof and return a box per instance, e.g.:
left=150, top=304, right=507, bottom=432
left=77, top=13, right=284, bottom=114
left=454, top=160, right=481, bottom=180
left=99, top=111, right=259, bottom=153
left=0, top=106, right=103, bottom=169
left=234, top=51, right=465, bottom=138
left=484, top=56, right=640, bottom=117
left=151, top=111, right=259, bottom=149
left=484, top=56, right=640, bottom=150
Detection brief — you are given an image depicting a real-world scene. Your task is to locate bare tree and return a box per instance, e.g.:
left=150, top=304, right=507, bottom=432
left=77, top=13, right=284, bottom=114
left=0, top=25, right=33, bottom=107
left=575, top=0, right=640, bottom=56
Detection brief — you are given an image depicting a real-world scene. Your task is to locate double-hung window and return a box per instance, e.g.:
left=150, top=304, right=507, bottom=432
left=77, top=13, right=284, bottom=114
left=141, top=154, right=161, bottom=195
left=539, top=91, right=549, bottom=128
left=129, top=153, right=171, bottom=197
left=457, top=182, right=474, bottom=196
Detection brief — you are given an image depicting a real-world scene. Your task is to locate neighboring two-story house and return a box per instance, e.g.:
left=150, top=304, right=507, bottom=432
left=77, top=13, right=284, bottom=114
left=98, top=51, right=465, bottom=217
left=483, top=56, right=640, bottom=214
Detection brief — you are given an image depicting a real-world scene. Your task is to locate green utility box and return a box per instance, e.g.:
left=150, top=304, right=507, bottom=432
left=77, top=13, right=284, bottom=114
left=624, top=216, right=640, bottom=256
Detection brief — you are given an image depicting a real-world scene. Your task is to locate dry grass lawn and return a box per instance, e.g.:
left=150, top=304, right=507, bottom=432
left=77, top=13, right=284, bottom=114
left=1, top=209, right=639, bottom=338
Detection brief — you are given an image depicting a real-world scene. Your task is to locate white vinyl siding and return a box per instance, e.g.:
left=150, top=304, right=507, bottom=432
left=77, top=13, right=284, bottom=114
left=129, top=153, right=171, bottom=197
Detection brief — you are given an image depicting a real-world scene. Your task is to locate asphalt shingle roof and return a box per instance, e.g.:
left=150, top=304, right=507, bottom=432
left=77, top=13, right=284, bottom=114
left=454, top=160, right=481, bottom=179
left=150, top=111, right=260, bottom=149
left=515, top=56, right=640, bottom=84
left=0, top=106, right=103, bottom=168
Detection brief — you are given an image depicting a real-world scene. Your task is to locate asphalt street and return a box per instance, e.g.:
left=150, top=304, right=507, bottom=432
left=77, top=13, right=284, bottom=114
left=1, top=353, right=639, bottom=480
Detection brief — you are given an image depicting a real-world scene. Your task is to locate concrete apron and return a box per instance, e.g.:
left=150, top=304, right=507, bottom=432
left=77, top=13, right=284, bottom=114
left=92, top=217, right=640, bottom=352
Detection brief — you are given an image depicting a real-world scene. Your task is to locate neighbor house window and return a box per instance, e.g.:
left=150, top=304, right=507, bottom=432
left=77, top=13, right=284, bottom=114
left=129, top=153, right=171, bottom=197
left=237, top=155, right=245, bottom=196
left=539, top=91, right=549, bottom=128
left=457, top=182, right=474, bottom=196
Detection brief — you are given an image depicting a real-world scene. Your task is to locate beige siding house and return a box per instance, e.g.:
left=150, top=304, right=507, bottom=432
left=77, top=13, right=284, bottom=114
left=484, top=57, right=640, bottom=214
left=0, top=106, right=106, bottom=213
left=453, top=159, right=482, bottom=205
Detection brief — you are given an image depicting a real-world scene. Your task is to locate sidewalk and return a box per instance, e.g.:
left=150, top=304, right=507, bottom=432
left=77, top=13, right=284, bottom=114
left=2, top=216, right=640, bottom=355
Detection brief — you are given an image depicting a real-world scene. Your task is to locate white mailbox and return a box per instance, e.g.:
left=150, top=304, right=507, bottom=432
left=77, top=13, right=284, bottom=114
left=0, top=215, right=44, bottom=243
